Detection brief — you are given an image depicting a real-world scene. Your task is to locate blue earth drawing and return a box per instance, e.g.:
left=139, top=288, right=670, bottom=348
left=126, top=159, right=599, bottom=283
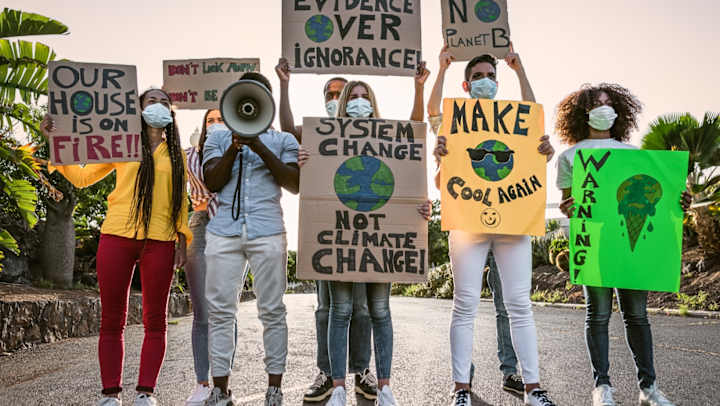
left=474, top=0, right=501, bottom=23
left=305, top=15, right=334, bottom=43
left=71, top=91, right=93, bottom=115
left=334, top=156, right=394, bottom=212
left=467, top=140, right=514, bottom=182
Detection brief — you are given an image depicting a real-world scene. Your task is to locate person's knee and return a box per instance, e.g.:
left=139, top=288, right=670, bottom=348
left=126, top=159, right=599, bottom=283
left=368, top=299, right=390, bottom=322
left=143, top=310, right=168, bottom=333
left=330, top=301, right=353, bottom=322
left=452, top=294, right=480, bottom=319
left=585, top=308, right=611, bottom=327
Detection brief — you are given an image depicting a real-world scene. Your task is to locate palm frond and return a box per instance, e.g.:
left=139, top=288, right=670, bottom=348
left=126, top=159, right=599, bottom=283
left=0, top=39, right=54, bottom=104
left=0, top=8, right=69, bottom=38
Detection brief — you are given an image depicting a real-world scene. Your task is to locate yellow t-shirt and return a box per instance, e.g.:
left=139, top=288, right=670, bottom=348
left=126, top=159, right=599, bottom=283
left=50, top=142, right=191, bottom=243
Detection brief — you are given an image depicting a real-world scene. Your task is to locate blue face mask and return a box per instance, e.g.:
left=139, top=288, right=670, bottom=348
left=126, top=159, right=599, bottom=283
left=325, top=99, right=339, bottom=117
left=470, top=78, right=498, bottom=100
left=142, top=103, right=173, bottom=128
left=206, top=123, right=229, bottom=134
left=346, top=97, right=373, bottom=118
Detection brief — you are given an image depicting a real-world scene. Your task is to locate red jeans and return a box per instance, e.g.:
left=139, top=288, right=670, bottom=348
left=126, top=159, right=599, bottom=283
left=96, top=234, right=175, bottom=394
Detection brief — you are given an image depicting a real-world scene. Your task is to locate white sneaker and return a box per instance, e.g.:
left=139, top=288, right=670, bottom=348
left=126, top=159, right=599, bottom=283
left=203, top=387, right=236, bottom=406
left=134, top=393, right=157, bottom=406
left=451, top=389, right=472, bottom=406
left=265, top=386, right=283, bottom=406
left=376, top=385, right=399, bottom=406
left=592, top=385, right=616, bottom=406
left=186, top=384, right=212, bottom=406
left=97, top=396, right=122, bottom=406
left=327, top=386, right=347, bottom=406
left=639, top=383, right=675, bottom=406
left=524, top=389, right=557, bottom=406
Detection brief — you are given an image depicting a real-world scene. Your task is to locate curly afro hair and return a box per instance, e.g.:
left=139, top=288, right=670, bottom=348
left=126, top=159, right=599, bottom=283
left=555, top=83, right=642, bottom=145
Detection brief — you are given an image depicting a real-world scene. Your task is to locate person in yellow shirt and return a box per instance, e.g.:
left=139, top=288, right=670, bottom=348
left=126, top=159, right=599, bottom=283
left=41, top=88, right=190, bottom=406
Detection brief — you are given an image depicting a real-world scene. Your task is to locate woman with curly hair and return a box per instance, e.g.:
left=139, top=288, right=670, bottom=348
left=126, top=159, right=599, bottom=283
left=555, top=83, right=688, bottom=406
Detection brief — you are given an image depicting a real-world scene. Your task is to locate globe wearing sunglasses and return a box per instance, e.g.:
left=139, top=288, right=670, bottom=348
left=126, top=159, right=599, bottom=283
left=466, top=140, right=515, bottom=182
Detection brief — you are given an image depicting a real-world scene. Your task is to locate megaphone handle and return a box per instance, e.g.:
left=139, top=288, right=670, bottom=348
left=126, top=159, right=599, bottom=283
left=231, top=151, right=244, bottom=221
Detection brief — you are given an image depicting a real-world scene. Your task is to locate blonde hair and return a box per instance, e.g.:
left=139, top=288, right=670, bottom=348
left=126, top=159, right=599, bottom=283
left=335, top=81, right=380, bottom=118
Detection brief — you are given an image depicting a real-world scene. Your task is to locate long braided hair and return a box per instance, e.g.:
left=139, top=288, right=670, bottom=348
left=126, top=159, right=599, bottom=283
left=129, top=89, right=186, bottom=238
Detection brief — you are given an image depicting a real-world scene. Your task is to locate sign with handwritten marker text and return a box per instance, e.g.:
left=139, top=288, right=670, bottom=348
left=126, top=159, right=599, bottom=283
left=441, top=0, right=511, bottom=60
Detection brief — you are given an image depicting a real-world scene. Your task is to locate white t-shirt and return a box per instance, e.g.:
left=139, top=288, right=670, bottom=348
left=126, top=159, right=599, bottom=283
left=555, top=138, right=637, bottom=190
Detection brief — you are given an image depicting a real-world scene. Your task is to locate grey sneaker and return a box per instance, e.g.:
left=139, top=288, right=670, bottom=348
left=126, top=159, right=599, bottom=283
left=265, top=386, right=283, bottom=406
left=639, top=383, right=675, bottom=406
left=204, top=387, right=235, bottom=406
left=592, top=384, right=616, bottom=406
left=134, top=393, right=157, bottom=406
left=97, top=396, right=122, bottom=406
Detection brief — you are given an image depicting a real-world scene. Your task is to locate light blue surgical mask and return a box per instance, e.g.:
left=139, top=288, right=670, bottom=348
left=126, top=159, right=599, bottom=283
left=207, top=123, right=229, bottom=134
left=325, top=99, right=339, bottom=117
left=587, top=105, right=618, bottom=131
left=142, top=103, right=173, bottom=128
left=346, top=97, right=373, bottom=118
left=470, top=78, right=498, bottom=100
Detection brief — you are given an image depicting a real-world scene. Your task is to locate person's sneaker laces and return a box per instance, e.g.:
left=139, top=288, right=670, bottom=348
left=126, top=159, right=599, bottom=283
left=134, top=393, right=157, bottom=406
left=451, top=389, right=472, bottom=406
left=203, top=387, right=235, bottom=406
left=97, top=396, right=122, bottom=406
left=327, top=386, right=347, bottom=406
left=355, top=368, right=379, bottom=400
left=264, top=386, right=283, bottom=406
left=502, top=374, right=524, bottom=395
left=524, top=389, right=557, bottom=406
left=639, top=383, right=675, bottom=406
left=592, top=385, right=616, bottom=406
left=376, top=385, right=399, bottom=406
left=186, top=384, right=212, bottom=406
left=303, top=371, right=333, bottom=402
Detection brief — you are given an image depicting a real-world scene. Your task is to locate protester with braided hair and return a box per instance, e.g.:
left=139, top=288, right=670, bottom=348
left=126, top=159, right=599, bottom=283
left=41, top=88, right=191, bottom=406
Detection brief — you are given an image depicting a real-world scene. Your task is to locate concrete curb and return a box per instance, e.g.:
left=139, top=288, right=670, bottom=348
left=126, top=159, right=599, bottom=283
left=477, top=298, right=720, bottom=319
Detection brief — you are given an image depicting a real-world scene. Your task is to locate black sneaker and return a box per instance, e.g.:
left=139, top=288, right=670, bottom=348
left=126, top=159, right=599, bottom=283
left=354, top=368, right=378, bottom=400
left=303, top=371, right=333, bottom=402
left=502, top=374, right=524, bottom=395
left=451, top=389, right=471, bottom=406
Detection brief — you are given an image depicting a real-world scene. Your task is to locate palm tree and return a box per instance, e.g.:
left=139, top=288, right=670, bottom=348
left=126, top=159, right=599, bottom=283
left=642, top=112, right=720, bottom=256
left=0, top=8, right=68, bottom=274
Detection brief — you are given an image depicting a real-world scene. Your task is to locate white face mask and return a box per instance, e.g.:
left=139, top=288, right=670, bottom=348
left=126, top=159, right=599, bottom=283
left=206, top=123, right=229, bottom=134
left=588, top=105, right=618, bottom=131
left=346, top=97, right=373, bottom=118
left=141, top=103, right=173, bottom=128
left=470, top=78, right=498, bottom=99
left=325, top=99, right=339, bottom=117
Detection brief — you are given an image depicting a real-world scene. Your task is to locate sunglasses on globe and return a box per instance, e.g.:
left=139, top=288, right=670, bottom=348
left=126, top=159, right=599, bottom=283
left=466, top=148, right=515, bottom=163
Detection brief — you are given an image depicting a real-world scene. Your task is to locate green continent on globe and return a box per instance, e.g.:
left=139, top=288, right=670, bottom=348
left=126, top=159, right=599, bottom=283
left=334, top=174, right=360, bottom=195
left=345, top=156, right=365, bottom=171
left=305, top=15, right=334, bottom=43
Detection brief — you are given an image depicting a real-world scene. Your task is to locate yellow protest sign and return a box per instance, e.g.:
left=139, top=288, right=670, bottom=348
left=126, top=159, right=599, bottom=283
left=440, top=98, right=546, bottom=236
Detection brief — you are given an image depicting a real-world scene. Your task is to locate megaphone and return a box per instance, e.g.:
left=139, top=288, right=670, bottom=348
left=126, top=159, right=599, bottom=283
left=219, top=80, right=275, bottom=138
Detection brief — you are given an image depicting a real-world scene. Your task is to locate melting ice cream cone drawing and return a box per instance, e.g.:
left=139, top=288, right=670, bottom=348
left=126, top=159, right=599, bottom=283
left=617, top=174, right=663, bottom=251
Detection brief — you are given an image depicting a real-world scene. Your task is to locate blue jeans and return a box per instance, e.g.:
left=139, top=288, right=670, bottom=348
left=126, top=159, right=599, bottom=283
left=316, top=281, right=371, bottom=375
left=329, top=282, right=392, bottom=380
left=486, top=251, right=518, bottom=376
left=186, top=211, right=238, bottom=382
left=584, top=286, right=656, bottom=389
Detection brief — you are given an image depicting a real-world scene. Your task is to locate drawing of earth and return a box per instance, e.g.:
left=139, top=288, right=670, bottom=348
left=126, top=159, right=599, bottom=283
left=334, top=156, right=394, bottom=212
left=71, top=91, right=93, bottom=115
left=467, top=140, right=514, bottom=182
left=305, top=15, right=334, bottom=43
left=475, top=0, right=501, bottom=23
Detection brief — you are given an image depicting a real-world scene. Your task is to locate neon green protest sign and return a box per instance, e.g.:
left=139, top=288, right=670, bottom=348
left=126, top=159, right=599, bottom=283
left=569, top=149, right=688, bottom=292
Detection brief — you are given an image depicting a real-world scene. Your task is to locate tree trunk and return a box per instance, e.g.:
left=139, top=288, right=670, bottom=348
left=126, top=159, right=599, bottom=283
left=694, top=206, right=720, bottom=258
left=40, top=190, right=76, bottom=288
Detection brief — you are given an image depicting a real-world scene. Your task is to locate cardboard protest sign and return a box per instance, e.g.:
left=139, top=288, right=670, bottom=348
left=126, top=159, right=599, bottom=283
left=439, top=98, right=546, bottom=235
left=441, top=0, right=511, bottom=60
left=162, top=58, right=260, bottom=109
left=282, top=1, right=422, bottom=76
left=298, top=117, right=428, bottom=283
left=48, top=61, right=141, bottom=165
left=569, top=149, right=688, bottom=293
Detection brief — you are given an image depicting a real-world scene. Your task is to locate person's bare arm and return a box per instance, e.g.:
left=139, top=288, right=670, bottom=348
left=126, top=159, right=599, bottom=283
left=276, top=58, right=302, bottom=141
left=428, top=45, right=454, bottom=118
left=505, top=42, right=535, bottom=103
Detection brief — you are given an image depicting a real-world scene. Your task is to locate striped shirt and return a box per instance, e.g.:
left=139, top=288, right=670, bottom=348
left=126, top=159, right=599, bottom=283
left=186, top=146, right=218, bottom=218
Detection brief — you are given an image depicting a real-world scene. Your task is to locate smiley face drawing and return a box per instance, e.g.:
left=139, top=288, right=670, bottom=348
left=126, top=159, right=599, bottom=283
left=480, top=208, right=500, bottom=228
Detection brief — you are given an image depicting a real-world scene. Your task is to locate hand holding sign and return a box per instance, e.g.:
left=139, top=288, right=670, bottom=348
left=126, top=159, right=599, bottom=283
left=415, top=61, right=430, bottom=87
left=504, top=42, right=522, bottom=72
left=438, top=44, right=455, bottom=72
left=275, top=57, right=291, bottom=83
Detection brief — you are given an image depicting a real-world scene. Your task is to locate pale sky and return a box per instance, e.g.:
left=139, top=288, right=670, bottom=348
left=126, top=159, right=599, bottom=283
left=14, top=0, right=720, bottom=249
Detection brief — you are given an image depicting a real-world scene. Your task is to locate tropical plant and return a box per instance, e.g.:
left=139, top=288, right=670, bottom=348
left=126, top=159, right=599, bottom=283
left=0, top=8, right=68, bottom=272
left=428, top=199, right=450, bottom=266
left=642, top=112, right=720, bottom=255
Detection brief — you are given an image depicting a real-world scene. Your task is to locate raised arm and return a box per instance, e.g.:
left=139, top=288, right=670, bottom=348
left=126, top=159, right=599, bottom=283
left=410, top=61, right=430, bottom=121
left=276, top=57, right=302, bottom=141
left=428, top=45, right=454, bottom=118
left=505, top=42, right=535, bottom=103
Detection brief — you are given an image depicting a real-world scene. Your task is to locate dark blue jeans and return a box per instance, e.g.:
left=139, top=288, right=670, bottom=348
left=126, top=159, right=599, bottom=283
left=329, top=282, right=392, bottom=380
left=584, top=286, right=656, bottom=389
left=486, top=251, right=518, bottom=376
left=315, top=280, right=371, bottom=375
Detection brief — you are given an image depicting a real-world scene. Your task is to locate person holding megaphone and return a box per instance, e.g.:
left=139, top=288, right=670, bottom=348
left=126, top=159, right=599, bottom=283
left=201, top=72, right=299, bottom=406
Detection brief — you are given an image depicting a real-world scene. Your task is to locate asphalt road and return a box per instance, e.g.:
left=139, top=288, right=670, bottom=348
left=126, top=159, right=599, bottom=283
left=1, top=294, right=719, bottom=405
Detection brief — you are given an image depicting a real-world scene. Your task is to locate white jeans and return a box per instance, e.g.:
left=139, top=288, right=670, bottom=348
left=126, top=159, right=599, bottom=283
left=449, top=232, right=539, bottom=384
left=205, top=230, right=288, bottom=377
